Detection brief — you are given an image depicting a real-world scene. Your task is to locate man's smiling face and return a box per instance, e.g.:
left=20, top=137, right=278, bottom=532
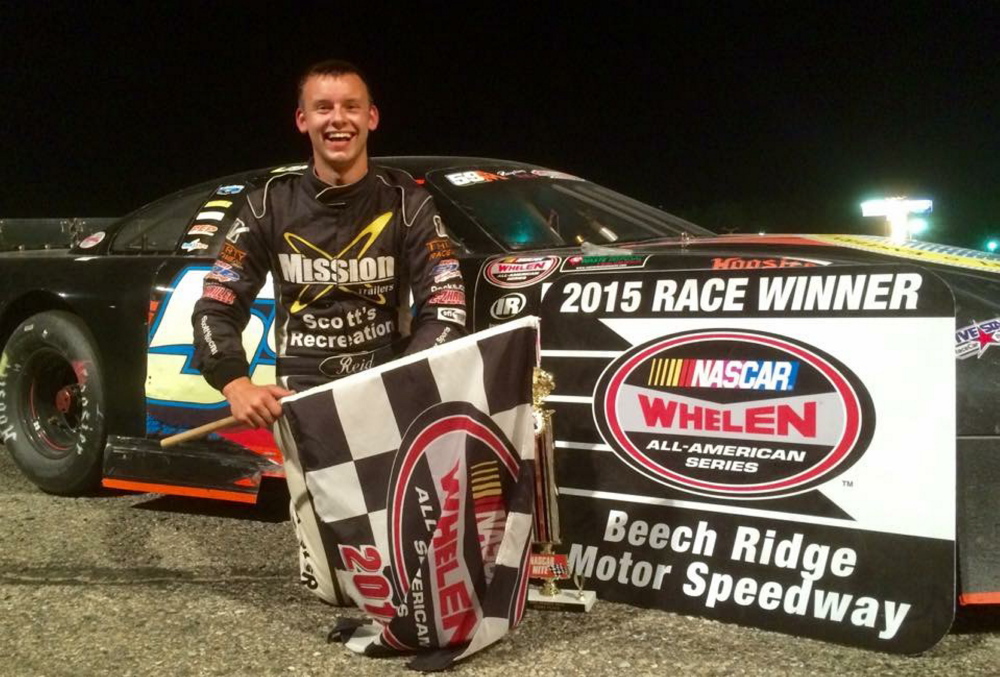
left=296, top=73, right=379, bottom=185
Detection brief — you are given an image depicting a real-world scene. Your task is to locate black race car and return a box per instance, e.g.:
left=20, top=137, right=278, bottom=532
left=1, top=158, right=998, bottom=647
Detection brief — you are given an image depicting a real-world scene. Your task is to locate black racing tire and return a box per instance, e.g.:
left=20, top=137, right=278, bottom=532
left=0, top=311, right=106, bottom=495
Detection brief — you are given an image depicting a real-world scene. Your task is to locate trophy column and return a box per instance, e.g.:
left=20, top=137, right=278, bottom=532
left=528, top=368, right=596, bottom=611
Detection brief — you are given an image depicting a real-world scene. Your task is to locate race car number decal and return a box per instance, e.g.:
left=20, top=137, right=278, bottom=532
left=146, top=266, right=276, bottom=408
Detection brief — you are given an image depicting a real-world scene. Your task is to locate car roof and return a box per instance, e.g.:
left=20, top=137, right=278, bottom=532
left=374, top=156, right=542, bottom=176
left=233, top=156, right=545, bottom=187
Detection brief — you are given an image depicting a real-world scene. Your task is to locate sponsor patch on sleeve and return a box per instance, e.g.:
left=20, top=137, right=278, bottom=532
left=226, top=218, right=249, bottom=243
left=202, top=284, right=237, bottom=305
left=436, top=307, right=467, bottom=325
left=428, top=289, right=466, bottom=305
left=431, top=259, right=462, bottom=283
left=206, top=263, right=240, bottom=282
left=219, top=242, right=247, bottom=267
left=425, top=238, right=454, bottom=259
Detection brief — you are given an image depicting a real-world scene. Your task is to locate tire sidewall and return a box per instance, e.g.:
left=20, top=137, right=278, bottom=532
left=0, top=311, right=106, bottom=494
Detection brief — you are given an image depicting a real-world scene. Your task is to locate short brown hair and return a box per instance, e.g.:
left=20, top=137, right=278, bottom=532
left=297, top=59, right=374, bottom=105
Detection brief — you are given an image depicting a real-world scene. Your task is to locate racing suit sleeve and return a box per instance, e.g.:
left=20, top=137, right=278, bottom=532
left=191, top=207, right=271, bottom=391
left=401, top=192, right=468, bottom=354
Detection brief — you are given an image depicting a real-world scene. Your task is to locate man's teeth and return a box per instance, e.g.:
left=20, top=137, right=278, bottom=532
left=327, top=132, right=352, bottom=140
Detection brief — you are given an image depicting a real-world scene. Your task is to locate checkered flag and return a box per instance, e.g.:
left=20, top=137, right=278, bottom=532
left=274, top=317, right=539, bottom=671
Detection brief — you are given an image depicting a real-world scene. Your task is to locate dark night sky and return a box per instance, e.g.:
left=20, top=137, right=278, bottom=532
left=3, top=2, right=998, bottom=248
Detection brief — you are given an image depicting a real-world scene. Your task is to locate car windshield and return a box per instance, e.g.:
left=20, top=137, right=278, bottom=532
left=428, top=167, right=712, bottom=251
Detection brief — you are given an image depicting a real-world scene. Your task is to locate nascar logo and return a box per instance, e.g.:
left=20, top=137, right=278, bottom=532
left=647, top=358, right=799, bottom=391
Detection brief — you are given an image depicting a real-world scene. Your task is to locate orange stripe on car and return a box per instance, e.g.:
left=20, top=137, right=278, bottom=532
left=959, top=591, right=1000, bottom=605
left=101, top=479, right=258, bottom=504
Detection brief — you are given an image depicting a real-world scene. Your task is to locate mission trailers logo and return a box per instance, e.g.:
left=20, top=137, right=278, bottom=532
left=385, top=402, right=520, bottom=649
left=484, top=256, right=560, bottom=288
left=593, top=329, right=875, bottom=500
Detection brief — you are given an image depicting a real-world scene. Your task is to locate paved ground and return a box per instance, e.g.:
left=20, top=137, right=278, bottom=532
left=1, top=450, right=997, bottom=676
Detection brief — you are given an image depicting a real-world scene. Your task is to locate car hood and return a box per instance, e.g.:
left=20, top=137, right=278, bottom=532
left=593, top=233, right=1000, bottom=277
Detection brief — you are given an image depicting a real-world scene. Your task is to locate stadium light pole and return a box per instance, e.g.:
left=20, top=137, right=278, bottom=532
left=860, top=197, right=933, bottom=244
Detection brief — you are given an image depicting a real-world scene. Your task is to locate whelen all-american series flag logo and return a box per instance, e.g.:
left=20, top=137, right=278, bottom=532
left=274, top=318, right=539, bottom=671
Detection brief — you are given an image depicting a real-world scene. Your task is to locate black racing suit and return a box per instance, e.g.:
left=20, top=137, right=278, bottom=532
left=191, top=163, right=467, bottom=393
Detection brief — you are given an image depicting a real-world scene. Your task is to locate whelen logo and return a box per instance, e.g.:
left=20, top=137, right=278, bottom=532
left=386, top=402, right=520, bottom=648
left=484, top=256, right=560, bottom=288
left=593, top=329, right=874, bottom=499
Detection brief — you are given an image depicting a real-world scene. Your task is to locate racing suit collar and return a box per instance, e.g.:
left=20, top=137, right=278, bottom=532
left=303, top=161, right=376, bottom=206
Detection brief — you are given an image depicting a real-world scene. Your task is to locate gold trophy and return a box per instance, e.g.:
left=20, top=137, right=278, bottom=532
left=527, top=368, right=596, bottom=611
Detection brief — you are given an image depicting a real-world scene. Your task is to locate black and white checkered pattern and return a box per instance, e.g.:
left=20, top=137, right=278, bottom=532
left=275, top=317, right=539, bottom=670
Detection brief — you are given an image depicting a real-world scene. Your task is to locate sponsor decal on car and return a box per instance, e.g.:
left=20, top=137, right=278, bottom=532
left=445, top=170, right=507, bottom=186
left=955, top=318, right=1000, bottom=359
left=78, top=231, right=106, bottom=249
left=216, top=184, right=245, bottom=195
left=810, top=234, right=1000, bottom=274
left=529, top=168, right=582, bottom=181
left=711, top=256, right=827, bottom=270
left=489, top=292, right=527, bottom=320
left=181, top=239, right=209, bottom=252
left=593, top=329, right=874, bottom=500
left=446, top=168, right=584, bottom=186
left=485, top=255, right=560, bottom=288
left=195, top=210, right=226, bottom=222
left=188, top=224, right=218, bottom=236
left=203, top=199, right=233, bottom=209
left=561, top=254, right=650, bottom=273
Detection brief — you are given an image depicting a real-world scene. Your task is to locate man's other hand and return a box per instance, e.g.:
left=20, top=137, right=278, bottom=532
left=222, top=377, right=295, bottom=428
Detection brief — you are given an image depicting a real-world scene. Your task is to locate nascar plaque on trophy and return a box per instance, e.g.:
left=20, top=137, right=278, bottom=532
left=528, top=368, right=596, bottom=611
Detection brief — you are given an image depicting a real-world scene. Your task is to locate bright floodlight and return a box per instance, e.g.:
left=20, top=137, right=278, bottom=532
left=860, top=197, right=933, bottom=243
left=988, top=240, right=999, bottom=253
left=908, top=218, right=929, bottom=236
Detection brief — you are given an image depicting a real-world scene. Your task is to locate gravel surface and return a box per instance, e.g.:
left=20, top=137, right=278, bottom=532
left=1, top=450, right=997, bottom=676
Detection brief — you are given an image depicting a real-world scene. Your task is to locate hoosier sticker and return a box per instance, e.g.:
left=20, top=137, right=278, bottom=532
left=485, top=256, right=560, bottom=288
left=593, top=329, right=875, bottom=499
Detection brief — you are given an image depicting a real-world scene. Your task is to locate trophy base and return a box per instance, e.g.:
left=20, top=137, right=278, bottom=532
left=527, top=585, right=597, bottom=612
